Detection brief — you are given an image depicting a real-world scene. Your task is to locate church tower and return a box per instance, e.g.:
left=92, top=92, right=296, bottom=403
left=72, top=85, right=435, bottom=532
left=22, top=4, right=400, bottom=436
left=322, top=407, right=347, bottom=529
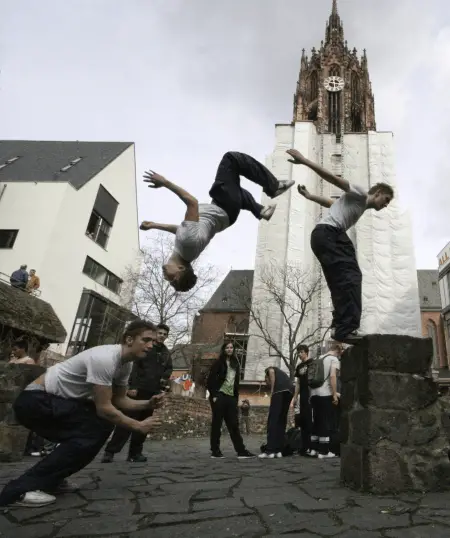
left=245, top=0, right=421, bottom=381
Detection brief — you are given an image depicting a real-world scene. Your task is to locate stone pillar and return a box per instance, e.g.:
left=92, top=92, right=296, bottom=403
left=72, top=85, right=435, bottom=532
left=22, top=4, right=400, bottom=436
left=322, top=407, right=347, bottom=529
left=0, top=363, right=45, bottom=462
left=340, top=334, right=450, bottom=493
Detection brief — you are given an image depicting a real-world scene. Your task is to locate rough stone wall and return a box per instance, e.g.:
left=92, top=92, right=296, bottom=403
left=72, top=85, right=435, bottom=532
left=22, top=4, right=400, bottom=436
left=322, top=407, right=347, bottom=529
left=0, top=363, right=45, bottom=462
left=340, top=334, right=450, bottom=494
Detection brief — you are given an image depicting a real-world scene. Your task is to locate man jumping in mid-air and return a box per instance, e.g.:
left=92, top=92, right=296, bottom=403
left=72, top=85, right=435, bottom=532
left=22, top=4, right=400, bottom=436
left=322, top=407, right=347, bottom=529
left=140, top=152, right=294, bottom=292
left=287, top=148, right=394, bottom=344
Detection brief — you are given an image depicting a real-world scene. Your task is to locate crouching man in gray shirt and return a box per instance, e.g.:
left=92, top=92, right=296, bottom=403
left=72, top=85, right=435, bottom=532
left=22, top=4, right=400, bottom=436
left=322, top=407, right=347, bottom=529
left=0, top=320, right=164, bottom=508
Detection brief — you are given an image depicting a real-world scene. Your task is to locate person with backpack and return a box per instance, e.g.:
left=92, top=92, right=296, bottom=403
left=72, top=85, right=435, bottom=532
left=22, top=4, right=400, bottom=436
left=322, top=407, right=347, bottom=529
left=259, top=366, right=294, bottom=459
left=309, top=342, right=343, bottom=459
left=292, top=345, right=316, bottom=457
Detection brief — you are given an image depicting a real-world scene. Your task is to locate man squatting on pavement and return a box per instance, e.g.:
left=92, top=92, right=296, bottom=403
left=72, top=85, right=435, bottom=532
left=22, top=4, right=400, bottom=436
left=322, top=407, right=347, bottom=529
left=287, top=148, right=394, bottom=344
left=0, top=320, right=164, bottom=508
left=140, top=151, right=295, bottom=292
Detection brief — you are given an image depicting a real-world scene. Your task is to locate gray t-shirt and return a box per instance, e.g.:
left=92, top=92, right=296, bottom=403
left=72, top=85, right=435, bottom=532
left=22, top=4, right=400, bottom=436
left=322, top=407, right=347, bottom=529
left=44, top=344, right=132, bottom=400
left=173, top=203, right=230, bottom=262
left=320, top=183, right=368, bottom=231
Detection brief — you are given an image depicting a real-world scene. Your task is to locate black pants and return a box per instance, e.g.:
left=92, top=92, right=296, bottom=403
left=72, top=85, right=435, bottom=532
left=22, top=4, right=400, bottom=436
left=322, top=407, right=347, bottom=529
left=104, top=389, right=155, bottom=457
left=310, top=395, right=334, bottom=455
left=297, top=399, right=312, bottom=452
left=311, top=224, right=362, bottom=341
left=266, top=391, right=293, bottom=453
left=210, top=393, right=246, bottom=454
left=0, top=391, right=113, bottom=506
left=209, top=151, right=279, bottom=225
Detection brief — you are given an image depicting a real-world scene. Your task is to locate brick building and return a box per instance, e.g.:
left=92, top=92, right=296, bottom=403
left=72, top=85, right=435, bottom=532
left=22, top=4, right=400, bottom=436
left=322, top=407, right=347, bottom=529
left=417, top=270, right=448, bottom=379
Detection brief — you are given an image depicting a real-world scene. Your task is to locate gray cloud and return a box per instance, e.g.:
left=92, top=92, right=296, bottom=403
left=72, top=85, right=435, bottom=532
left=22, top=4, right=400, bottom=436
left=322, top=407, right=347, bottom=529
left=1, top=0, right=449, bottom=275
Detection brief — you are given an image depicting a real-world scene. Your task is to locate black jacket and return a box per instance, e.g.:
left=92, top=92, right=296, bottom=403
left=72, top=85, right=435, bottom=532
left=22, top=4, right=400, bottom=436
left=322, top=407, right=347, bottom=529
left=206, top=358, right=240, bottom=399
left=129, top=343, right=172, bottom=393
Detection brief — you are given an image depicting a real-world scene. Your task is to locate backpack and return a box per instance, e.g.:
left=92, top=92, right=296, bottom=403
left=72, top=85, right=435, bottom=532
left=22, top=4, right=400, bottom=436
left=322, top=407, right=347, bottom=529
left=260, top=428, right=303, bottom=457
left=307, top=354, right=331, bottom=389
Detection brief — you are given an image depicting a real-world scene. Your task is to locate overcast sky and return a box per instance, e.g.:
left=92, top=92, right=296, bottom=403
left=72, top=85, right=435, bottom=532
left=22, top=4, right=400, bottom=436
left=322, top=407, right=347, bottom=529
left=1, top=0, right=448, bottom=280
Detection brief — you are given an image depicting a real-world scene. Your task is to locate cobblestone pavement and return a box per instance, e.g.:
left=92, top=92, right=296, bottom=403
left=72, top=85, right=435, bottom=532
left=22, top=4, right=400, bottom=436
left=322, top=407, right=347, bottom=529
left=1, top=436, right=449, bottom=537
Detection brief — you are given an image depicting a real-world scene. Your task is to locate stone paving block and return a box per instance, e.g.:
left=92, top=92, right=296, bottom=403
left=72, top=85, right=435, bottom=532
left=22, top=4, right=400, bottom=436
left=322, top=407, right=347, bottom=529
left=193, top=497, right=244, bottom=511
left=138, top=492, right=192, bottom=513
left=385, top=525, right=450, bottom=538
left=339, top=506, right=411, bottom=530
left=151, top=506, right=253, bottom=525
left=85, top=499, right=135, bottom=516
left=134, top=515, right=265, bottom=537
left=194, top=489, right=231, bottom=500
left=29, top=508, right=87, bottom=523
left=0, top=513, right=16, bottom=535
left=235, top=486, right=321, bottom=508
left=337, top=532, right=384, bottom=538
left=12, top=522, right=54, bottom=538
left=160, top=478, right=239, bottom=493
left=56, top=515, right=141, bottom=537
left=80, top=488, right=135, bottom=500
left=259, top=504, right=347, bottom=536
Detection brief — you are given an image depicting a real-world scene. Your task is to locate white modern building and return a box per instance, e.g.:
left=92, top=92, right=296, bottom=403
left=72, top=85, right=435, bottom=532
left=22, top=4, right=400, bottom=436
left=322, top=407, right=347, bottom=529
left=245, top=1, right=421, bottom=380
left=0, top=140, right=140, bottom=357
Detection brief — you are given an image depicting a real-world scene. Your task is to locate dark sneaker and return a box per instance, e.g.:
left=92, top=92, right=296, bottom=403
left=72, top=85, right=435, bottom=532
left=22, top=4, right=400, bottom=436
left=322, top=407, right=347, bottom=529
left=273, top=179, right=295, bottom=198
left=47, top=479, right=79, bottom=494
left=211, top=450, right=224, bottom=459
left=127, top=454, right=147, bottom=463
left=237, top=450, right=256, bottom=459
left=101, top=452, right=114, bottom=463
left=342, top=330, right=365, bottom=344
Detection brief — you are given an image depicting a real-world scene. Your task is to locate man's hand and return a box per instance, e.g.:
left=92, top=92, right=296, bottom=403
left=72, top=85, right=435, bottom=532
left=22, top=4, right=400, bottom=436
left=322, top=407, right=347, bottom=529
left=143, top=170, right=167, bottom=189
left=297, top=185, right=310, bottom=199
left=139, top=221, right=155, bottom=231
left=286, top=149, right=307, bottom=165
left=212, top=397, right=217, bottom=403
left=137, top=415, right=162, bottom=435
left=332, top=394, right=339, bottom=406
left=148, top=393, right=165, bottom=410
left=127, top=389, right=137, bottom=397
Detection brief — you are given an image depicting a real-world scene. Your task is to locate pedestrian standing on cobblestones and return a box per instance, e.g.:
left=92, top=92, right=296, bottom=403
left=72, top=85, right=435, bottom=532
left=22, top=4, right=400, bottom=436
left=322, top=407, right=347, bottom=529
left=259, top=367, right=294, bottom=459
left=0, top=320, right=164, bottom=509
left=207, top=341, right=255, bottom=459
left=102, top=323, right=173, bottom=464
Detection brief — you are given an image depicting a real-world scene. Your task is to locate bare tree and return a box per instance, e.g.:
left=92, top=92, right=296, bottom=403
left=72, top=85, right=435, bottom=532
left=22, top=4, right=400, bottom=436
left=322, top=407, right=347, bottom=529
left=237, top=263, right=328, bottom=379
left=122, top=232, right=218, bottom=357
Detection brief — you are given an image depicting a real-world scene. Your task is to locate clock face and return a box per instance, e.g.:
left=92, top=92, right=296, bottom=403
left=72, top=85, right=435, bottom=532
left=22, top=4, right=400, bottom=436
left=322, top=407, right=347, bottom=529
left=324, top=76, right=344, bottom=92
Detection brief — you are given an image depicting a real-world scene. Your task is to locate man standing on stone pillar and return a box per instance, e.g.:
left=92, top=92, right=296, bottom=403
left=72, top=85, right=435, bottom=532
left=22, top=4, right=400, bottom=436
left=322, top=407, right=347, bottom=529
left=288, top=148, right=394, bottom=343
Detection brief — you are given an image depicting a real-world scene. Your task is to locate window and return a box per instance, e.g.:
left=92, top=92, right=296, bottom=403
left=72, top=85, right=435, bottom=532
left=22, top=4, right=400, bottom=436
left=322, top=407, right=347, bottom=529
left=86, top=186, right=118, bottom=249
left=427, top=320, right=440, bottom=369
left=82, top=256, right=122, bottom=294
left=0, top=229, right=18, bottom=248
left=86, top=211, right=111, bottom=248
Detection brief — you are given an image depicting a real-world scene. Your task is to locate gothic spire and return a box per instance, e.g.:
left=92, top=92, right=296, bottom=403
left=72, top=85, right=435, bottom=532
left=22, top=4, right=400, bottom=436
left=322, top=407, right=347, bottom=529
left=325, top=0, right=344, bottom=45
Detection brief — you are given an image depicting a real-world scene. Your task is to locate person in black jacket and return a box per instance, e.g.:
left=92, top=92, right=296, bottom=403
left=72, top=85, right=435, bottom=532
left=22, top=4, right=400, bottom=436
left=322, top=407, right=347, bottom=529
left=101, top=323, right=172, bottom=463
left=206, top=341, right=255, bottom=459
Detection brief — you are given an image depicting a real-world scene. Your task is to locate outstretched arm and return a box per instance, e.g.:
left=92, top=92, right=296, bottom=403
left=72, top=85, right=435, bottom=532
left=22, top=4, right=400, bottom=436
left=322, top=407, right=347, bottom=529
left=297, top=185, right=334, bottom=208
left=140, top=221, right=178, bottom=234
left=287, top=149, right=350, bottom=192
left=143, top=171, right=199, bottom=222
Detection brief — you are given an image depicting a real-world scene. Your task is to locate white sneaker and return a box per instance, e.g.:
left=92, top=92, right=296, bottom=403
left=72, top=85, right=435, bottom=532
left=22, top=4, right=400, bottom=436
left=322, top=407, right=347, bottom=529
left=260, top=205, right=276, bottom=221
left=273, top=179, right=295, bottom=198
left=30, top=451, right=42, bottom=457
left=13, top=490, right=56, bottom=507
left=318, top=452, right=337, bottom=459
left=307, top=449, right=317, bottom=457
left=258, top=452, right=275, bottom=459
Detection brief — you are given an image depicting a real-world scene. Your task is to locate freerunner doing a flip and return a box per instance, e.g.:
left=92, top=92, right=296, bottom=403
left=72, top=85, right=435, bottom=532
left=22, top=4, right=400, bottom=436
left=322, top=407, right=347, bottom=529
left=140, top=151, right=295, bottom=292
left=287, top=148, right=394, bottom=344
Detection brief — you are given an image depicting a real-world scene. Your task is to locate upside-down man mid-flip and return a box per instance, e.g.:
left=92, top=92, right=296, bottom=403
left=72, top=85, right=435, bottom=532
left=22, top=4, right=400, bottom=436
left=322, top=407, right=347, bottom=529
left=140, top=151, right=295, bottom=292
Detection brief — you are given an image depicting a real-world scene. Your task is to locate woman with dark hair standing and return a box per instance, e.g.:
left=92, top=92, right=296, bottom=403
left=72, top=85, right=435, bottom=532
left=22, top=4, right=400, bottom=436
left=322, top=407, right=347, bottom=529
left=206, top=341, right=255, bottom=459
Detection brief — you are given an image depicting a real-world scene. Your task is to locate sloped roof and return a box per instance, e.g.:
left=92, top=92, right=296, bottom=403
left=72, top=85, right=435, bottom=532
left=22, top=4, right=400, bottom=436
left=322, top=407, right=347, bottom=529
left=201, top=270, right=254, bottom=312
left=0, top=281, right=67, bottom=342
left=0, top=140, right=133, bottom=190
left=417, top=269, right=441, bottom=310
